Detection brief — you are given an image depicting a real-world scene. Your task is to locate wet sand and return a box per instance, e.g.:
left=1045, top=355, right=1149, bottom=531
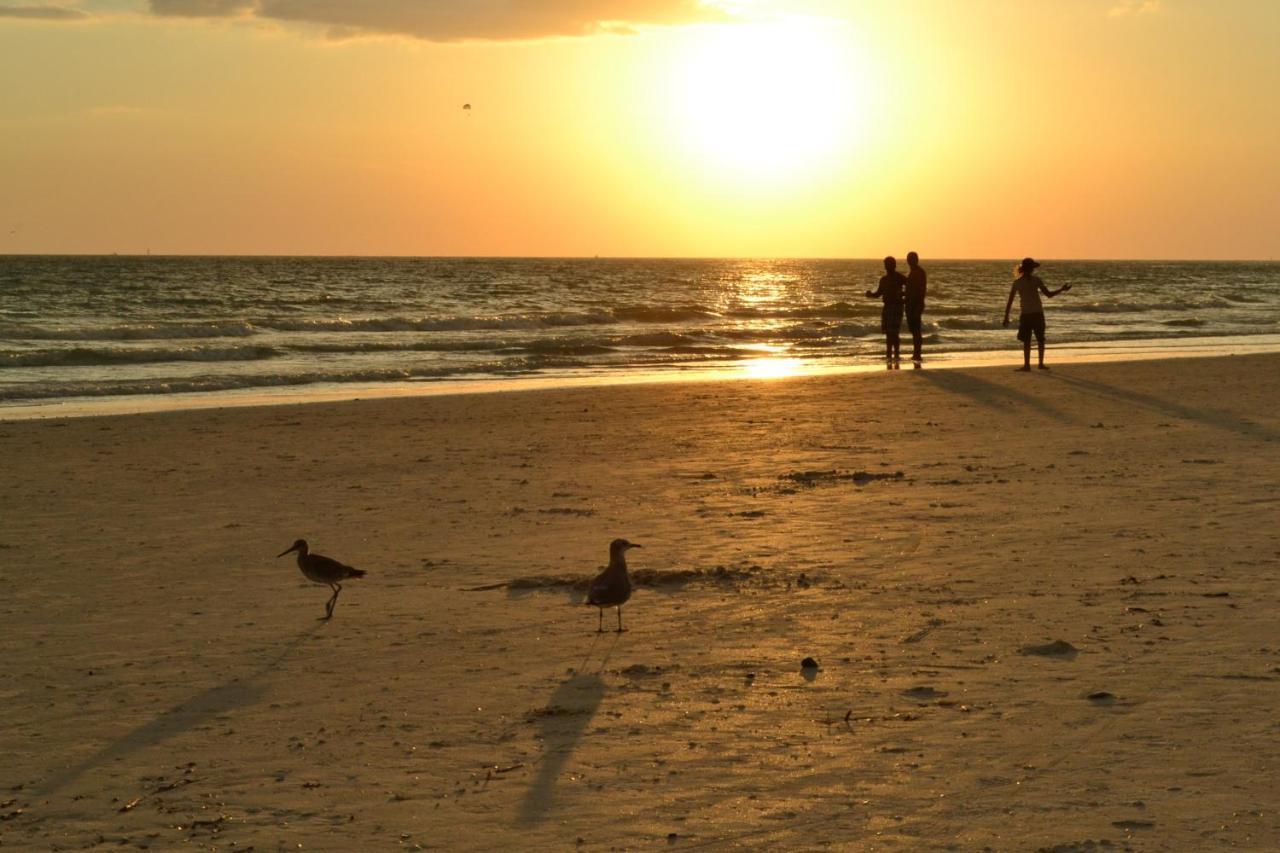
left=1, top=354, right=1278, bottom=850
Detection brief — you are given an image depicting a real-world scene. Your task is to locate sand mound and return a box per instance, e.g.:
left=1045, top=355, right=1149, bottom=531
left=779, top=469, right=905, bottom=486
left=1019, top=640, right=1080, bottom=659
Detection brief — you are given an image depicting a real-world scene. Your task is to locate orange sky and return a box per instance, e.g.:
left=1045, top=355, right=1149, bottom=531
left=1, top=0, right=1277, bottom=258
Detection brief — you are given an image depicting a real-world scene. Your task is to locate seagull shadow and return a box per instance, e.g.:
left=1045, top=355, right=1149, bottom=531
left=35, top=623, right=322, bottom=797
left=516, top=671, right=605, bottom=826
left=504, top=584, right=588, bottom=606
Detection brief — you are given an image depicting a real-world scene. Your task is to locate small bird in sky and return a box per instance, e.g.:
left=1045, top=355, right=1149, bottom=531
left=586, top=538, right=640, bottom=633
left=277, top=539, right=367, bottom=620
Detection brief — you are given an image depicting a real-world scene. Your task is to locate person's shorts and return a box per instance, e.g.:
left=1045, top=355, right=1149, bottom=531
left=882, top=303, right=904, bottom=335
left=906, top=301, right=924, bottom=336
left=1017, top=312, right=1046, bottom=343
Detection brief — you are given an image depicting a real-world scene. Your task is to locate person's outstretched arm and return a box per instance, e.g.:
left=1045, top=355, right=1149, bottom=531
left=1040, top=281, right=1072, bottom=298
left=1003, top=284, right=1017, bottom=326
left=866, top=280, right=884, bottom=299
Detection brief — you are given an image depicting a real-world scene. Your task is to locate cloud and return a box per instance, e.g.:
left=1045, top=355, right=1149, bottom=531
left=1108, top=0, right=1160, bottom=17
left=146, top=0, right=736, bottom=40
left=0, top=4, right=89, bottom=18
left=149, top=0, right=250, bottom=15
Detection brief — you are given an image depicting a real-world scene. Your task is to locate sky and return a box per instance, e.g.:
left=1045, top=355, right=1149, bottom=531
left=1, top=0, right=1277, bottom=258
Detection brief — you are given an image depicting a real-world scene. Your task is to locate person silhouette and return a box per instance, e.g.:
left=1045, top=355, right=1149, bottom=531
left=905, top=251, right=927, bottom=362
left=1003, top=257, right=1071, bottom=371
left=866, top=256, right=907, bottom=361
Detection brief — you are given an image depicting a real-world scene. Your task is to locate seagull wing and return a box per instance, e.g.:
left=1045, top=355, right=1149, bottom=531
left=586, top=570, right=611, bottom=605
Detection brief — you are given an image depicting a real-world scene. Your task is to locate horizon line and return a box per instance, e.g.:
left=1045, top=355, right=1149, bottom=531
left=3, top=252, right=1278, bottom=263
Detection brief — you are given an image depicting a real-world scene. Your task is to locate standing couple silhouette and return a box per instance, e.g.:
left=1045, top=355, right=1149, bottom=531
left=865, top=252, right=927, bottom=364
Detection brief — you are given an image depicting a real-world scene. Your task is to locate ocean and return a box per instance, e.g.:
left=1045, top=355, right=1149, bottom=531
left=2, top=256, right=1278, bottom=411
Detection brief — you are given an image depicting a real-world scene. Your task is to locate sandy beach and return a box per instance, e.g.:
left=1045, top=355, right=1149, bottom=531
left=2, top=353, right=1278, bottom=851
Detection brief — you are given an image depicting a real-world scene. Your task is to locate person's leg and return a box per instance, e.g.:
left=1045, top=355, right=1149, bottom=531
left=1036, top=318, right=1048, bottom=368
left=908, top=308, right=923, bottom=360
left=1016, top=314, right=1031, bottom=370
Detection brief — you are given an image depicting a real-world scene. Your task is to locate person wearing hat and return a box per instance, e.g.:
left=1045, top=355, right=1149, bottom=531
left=1003, top=258, right=1071, bottom=371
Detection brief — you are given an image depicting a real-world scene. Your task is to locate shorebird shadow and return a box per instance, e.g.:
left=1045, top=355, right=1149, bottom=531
left=917, top=369, right=1076, bottom=425
left=35, top=623, right=322, bottom=797
left=516, top=672, right=605, bottom=826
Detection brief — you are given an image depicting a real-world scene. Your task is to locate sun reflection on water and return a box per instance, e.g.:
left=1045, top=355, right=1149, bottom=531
left=740, top=357, right=806, bottom=380
left=734, top=271, right=795, bottom=307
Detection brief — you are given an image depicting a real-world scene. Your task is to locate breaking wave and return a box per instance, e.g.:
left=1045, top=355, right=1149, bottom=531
left=1, top=345, right=280, bottom=368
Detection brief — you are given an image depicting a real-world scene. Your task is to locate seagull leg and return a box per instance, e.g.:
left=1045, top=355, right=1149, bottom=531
left=615, top=606, right=626, bottom=634
left=596, top=608, right=604, bottom=634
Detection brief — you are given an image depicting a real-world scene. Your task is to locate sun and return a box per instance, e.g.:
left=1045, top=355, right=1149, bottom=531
left=668, top=19, right=867, bottom=182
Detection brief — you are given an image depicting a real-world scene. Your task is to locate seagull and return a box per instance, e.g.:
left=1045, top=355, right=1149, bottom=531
left=586, top=539, right=640, bottom=633
left=277, top=539, right=367, bottom=620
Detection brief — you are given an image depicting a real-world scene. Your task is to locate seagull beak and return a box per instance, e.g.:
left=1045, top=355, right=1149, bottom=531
left=627, top=543, right=642, bottom=550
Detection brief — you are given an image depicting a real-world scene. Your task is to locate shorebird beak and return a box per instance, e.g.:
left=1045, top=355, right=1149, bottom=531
left=627, top=543, right=642, bottom=550
left=276, top=546, right=295, bottom=558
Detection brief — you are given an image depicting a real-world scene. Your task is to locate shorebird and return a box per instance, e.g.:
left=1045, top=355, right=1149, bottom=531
left=277, top=539, right=366, bottom=620
left=586, top=539, right=640, bottom=633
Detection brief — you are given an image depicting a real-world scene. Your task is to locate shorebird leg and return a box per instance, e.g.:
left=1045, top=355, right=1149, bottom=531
left=596, top=608, right=604, bottom=634
left=615, top=606, right=626, bottom=634
left=322, top=583, right=342, bottom=620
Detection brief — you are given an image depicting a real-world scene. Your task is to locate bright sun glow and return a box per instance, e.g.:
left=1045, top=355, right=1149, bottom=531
left=669, top=19, right=867, bottom=181
left=741, top=356, right=806, bottom=380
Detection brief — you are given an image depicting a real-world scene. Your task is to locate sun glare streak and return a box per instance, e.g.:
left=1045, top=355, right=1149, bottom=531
left=667, top=19, right=867, bottom=182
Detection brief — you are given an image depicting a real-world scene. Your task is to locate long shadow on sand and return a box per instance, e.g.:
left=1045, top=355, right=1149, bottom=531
left=1047, top=373, right=1279, bottom=441
left=916, top=369, right=1077, bottom=425
left=517, top=671, right=606, bottom=826
left=35, top=623, right=323, bottom=797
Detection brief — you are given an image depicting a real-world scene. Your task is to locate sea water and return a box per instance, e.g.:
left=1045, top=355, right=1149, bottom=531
left=2, top=256, right=1278, bottom=411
